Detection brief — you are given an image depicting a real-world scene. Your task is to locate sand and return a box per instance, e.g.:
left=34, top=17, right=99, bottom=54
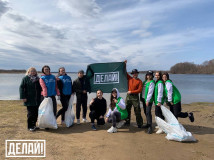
left=0, top=100, right=214, bottom=160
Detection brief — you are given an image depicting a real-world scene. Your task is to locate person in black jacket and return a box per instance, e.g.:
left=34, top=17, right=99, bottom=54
left=72, top=70, right=90, bottom=124
left=89, top=89, right=107, bottom=130
left=19, top=67, right=41, bottom=132
left=56, top=67, right=72, bottom=125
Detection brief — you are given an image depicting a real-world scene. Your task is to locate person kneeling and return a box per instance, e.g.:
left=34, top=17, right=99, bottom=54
left=89, top=89, right=107, bottom=130
left=106, top=88, right=128, bottom=133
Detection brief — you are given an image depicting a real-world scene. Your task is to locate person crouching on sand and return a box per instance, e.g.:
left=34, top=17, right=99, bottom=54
left=19, top=67, right=41, bottom=132
left=106, top=88, right=128, bottom=133
left=89, top=89, right=107, bottom=130
left=162, top=72, right=194, bottom=122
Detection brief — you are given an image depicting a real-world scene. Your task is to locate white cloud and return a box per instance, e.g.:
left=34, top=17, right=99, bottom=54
left=0, top=0, right=213, bottom=71
left=56, top=0, right=101, bottom=18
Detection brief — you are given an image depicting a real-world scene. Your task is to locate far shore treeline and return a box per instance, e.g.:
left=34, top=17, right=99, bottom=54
left=170, top=59, right=214, bottom=74
left=1, top=59, right=214, bottom=74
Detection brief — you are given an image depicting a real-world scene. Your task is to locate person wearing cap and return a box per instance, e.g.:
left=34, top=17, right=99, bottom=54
left=72, top=70, right=90, bottom=124
left=140, top=70, right=155, bottom=134
left=124, top=60, right=143, bottom=128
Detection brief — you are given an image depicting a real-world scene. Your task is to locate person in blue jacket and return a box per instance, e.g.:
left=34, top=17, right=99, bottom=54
left=39, top=65, right=60, bottom=117
left=56, top=67, right=72, bottom=125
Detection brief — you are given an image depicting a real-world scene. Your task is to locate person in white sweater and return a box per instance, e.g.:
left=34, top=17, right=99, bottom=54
left=140, top=71, right=155, bottom=134
left=106, top=88, right=128, bottom=133
left=162, top=72, right=194, bottom=122
left=154, top=71, right=165, bottom=134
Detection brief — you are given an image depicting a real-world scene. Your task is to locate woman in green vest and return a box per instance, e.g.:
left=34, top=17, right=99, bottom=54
left=154, top=71, right=165, bottom=134
left=19, top=67, right=41, bottom=132
left=162, top=72, right=194, bottom=122
left=106, top=88, right=128, bottom=133
left=140, top=70, right=155, bottom=134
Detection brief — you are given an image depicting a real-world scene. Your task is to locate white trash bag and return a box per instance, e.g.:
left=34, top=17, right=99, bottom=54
left=38, top=97, right=58, bottom=129
left=155, top=105, right=196, bottom=142
left=64, top=94, right=75, bottom=127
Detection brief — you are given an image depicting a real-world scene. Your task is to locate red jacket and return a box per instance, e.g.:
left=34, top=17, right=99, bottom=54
left=127, top=73, right=142, bottom=94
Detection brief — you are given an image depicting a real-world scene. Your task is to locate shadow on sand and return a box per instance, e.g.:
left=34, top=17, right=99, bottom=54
left=36, top=122, right=147, bottom=134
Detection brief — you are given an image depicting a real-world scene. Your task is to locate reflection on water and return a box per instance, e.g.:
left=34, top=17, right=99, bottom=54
left=0, top=73, right=214, bottom=104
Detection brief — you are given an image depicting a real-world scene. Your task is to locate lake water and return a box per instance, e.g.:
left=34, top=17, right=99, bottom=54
left=0, top=73, right=214, bottom=104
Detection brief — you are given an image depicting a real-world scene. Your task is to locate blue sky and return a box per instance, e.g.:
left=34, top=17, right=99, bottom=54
left=0, top=0, right=213, bottom=72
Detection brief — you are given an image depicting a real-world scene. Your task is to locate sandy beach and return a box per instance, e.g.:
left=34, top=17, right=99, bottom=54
left=0, top=100, right=214, bottom=160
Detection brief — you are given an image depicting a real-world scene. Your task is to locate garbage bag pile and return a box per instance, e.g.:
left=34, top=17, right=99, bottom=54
left=155, top=105, right=196, bottom=142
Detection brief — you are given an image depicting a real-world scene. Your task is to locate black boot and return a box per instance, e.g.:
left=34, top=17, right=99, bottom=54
left=124, top=120, right=130, bottom=126
left=142, top=124, right=149, bottom=129
left=189, top=112, right=194, bottom=122
left=147, top=125, right=152, bottom=134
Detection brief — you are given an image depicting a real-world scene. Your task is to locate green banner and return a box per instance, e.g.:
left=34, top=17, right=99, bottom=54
left=86, top=62, right=128, bottom=93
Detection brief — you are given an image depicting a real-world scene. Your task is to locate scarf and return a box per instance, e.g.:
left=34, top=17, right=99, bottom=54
left=28, top=75, right=39, bottom=83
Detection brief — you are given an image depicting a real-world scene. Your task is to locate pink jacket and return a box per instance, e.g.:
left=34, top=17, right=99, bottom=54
left=39, top=75, right=60, bottom=97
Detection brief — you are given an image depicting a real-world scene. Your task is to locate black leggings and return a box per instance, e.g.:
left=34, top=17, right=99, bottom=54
left=155, top=105, right=164, bottom=120
left=56, top=95, right=71, bottom=121
left=27, top=105, right=39, bottom=129
left=168, top=102, right=188, bottom=119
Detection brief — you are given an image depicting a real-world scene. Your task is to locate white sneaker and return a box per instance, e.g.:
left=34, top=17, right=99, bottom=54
left=107, top=126, right=114, bottom=132
left=82, top=118, right=88, bottom=123
left=107, top=126, right=117, bottom=133
left=77, top=119, right=80, bottom=125
left=155, top=125, right=159, bottom=129
left=116, top=120, right=125, bottom=129
left=156, top=128, right=164, bottom=134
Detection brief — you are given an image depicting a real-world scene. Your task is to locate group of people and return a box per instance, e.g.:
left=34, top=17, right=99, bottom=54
left=19, top=61, right=194, bottom=134
left=139, top=70, right=194, bottom=134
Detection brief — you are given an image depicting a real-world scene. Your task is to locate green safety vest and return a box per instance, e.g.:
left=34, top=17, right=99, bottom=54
left=164, top=80, right=181, bottom=104
left=154, top=80, right=165, bottom=105
left=140, top=80, right=155, bottom=103
left=116, top=97, right=128, bottom=120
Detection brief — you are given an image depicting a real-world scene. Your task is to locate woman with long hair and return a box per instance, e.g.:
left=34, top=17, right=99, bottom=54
left=162, top=72, right=194, bottom=122
left=56, top=67, right=72, bottom=125
left=154, top=71, right=165, bottom=134
left=140, top=70, right=155, bottom=134
left=19, top=67, right=41, bottom=131
left=106, top=88, right=128, bottom=133
left=39, top=65, right=60, bottom=119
